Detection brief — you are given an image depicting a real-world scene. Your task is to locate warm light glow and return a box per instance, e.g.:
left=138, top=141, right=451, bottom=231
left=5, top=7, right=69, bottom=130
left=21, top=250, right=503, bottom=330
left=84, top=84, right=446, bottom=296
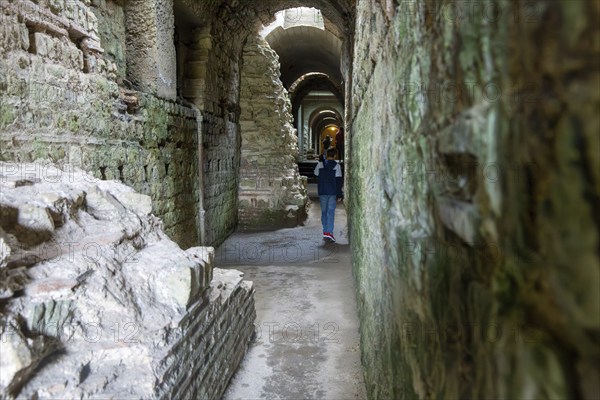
left=320, top=124, right=342, bottom=157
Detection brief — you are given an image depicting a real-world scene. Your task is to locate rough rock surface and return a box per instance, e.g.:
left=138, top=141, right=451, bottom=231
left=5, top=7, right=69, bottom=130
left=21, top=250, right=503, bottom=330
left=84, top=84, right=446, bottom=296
left=238, top=35, right=308, bottom=229
left=0, top=162, right=256, bottom=399
left=348, top=1, right=600, bottom=399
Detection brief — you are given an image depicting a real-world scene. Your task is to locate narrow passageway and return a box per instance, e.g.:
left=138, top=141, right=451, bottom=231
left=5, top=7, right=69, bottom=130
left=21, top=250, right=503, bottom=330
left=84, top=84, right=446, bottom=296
left=1, top=0, right=598, bottom=398
left=217, top=184, right=366, bottom=400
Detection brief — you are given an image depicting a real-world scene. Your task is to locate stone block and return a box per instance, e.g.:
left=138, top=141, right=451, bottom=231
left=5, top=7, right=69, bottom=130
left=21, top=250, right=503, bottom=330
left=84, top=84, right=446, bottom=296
left=436, top=196, right=480, bottom=246
left=240, top=179, right=257, bottom=188
left=0, top=230, right=10, bottom=269
left=17, top=204, right=55, bottom=242
left=85, top=185, right=126, bottom=220
left=0, top=326, right=33, bottom=390
left=0, top=163, right=255, bottom=398
left=28, top=300, right=72, bottom=336
left=111, top=191, right=152, bottom=216
left=163, top=263, right=197, bottom=308
left=33, top=32, right=49, bottom=57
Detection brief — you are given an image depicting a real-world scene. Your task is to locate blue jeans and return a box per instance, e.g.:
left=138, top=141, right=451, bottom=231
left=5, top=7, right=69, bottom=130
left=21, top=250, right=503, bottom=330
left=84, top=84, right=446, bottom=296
left=319, top=195, right=337, bottom=233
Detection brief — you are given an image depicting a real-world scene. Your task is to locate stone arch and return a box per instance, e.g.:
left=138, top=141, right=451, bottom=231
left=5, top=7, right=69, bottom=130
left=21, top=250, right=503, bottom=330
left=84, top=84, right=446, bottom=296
left=308, top=106, right=343, bottom=128
left=307, top=106, right=343, bottom=154
left=253, top=1, right=353, bottom=38
left=114, top=0, right=355, bottom=245
left=289, top=73, right=345, bottom=119
left=264, top=25, right=343, bottom=89
left=233, top=2, right=352, bottom=234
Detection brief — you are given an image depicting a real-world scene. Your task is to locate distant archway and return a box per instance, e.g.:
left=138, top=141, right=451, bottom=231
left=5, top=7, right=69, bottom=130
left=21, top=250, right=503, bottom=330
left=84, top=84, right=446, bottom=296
left=307, top=107, right=342, bottom=155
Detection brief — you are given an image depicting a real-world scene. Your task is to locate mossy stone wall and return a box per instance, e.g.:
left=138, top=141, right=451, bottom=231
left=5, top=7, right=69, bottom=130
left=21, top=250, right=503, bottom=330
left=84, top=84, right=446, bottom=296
left=348, top=1, right=599, bottom=398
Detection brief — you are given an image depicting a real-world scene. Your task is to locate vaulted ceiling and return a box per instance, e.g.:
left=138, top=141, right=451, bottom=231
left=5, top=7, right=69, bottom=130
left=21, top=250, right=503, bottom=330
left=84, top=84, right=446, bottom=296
left=178, top=0, right=354, bottom=37
left=265, top=25, right=342, bottom=89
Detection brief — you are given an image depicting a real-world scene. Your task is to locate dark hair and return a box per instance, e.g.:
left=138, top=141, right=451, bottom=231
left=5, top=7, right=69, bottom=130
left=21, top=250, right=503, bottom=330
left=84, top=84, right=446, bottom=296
left=326, top=148, right=337, bottom=158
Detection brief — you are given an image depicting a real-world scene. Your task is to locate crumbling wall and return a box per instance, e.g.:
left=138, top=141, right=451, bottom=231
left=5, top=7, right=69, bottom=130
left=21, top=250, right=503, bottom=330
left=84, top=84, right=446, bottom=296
left=0, top=0, right=200, bottom=248
left=0, top=162, right=255, bottom=399
left=349, top=0, right=600, bottom=399
left=238, top=35, right=308, bottom=229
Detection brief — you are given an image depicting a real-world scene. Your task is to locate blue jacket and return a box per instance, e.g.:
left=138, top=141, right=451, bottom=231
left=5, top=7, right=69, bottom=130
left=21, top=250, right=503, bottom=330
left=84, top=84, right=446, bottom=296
left=314, top=160, right=344, bottom=198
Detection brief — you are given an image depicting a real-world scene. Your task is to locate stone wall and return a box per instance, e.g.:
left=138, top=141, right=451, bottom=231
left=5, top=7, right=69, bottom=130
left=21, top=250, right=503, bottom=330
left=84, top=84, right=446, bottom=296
left=238, top=35, right=308, bottom=229
left=179, top=19, right=246, bottom=246
left=0, top=162, right=255, bottom=399
left=0, top=0, right=200, bottom=248
left=161, top=268, right=255, bottom=399
left=125, top=0, right=177, bottom=98
left=348, top=1, right=600, bottom=399
left=0, top=0, right=343, bottom=249
left=91, top=0, right=127, bottom=83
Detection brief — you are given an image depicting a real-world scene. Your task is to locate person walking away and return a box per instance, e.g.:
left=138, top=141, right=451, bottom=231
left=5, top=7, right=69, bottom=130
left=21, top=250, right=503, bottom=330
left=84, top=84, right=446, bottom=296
left=314, top=148, right=344, bottom=242
left=335, top=127, right=345, bottom=162
left=323, top=135, right=332, bottom=153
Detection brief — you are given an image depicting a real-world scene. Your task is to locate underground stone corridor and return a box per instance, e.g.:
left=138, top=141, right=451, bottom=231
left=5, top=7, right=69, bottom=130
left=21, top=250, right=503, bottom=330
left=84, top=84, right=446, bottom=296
left=1, top=0, right=599, bottom=399
left=218, top=184, right=366, bottom=400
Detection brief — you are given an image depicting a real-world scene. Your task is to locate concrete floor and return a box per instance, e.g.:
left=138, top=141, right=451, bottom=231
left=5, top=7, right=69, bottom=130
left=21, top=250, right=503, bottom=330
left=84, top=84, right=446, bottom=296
left=218, top=185, right=366, bottom=400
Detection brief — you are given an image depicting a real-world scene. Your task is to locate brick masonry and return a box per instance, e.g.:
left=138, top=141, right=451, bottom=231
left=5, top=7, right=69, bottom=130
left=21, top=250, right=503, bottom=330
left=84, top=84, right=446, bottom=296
left=154, top=271, right=256, bottom=400
left=157, top=273, right=256, bottom=400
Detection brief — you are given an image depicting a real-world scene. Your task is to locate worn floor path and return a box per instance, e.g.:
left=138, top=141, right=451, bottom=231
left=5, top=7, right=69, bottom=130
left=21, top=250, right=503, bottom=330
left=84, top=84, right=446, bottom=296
left=218, top=185, right=366, bottom=400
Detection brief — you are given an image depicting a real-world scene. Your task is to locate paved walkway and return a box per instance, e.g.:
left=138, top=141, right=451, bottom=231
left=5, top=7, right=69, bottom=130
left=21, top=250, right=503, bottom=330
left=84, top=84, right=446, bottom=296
left=218, top=186, right=366, bottom=400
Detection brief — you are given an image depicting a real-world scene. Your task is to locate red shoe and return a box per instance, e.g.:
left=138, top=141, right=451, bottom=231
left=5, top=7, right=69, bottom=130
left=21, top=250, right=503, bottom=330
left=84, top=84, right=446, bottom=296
left=324, top=232, right=336, bottom=243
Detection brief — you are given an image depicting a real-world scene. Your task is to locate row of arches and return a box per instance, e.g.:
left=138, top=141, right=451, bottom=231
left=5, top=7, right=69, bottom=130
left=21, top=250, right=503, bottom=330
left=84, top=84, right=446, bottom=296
left=261, top=7, right=346, bottom=162
left=121, top=0, right=353, bottom=244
